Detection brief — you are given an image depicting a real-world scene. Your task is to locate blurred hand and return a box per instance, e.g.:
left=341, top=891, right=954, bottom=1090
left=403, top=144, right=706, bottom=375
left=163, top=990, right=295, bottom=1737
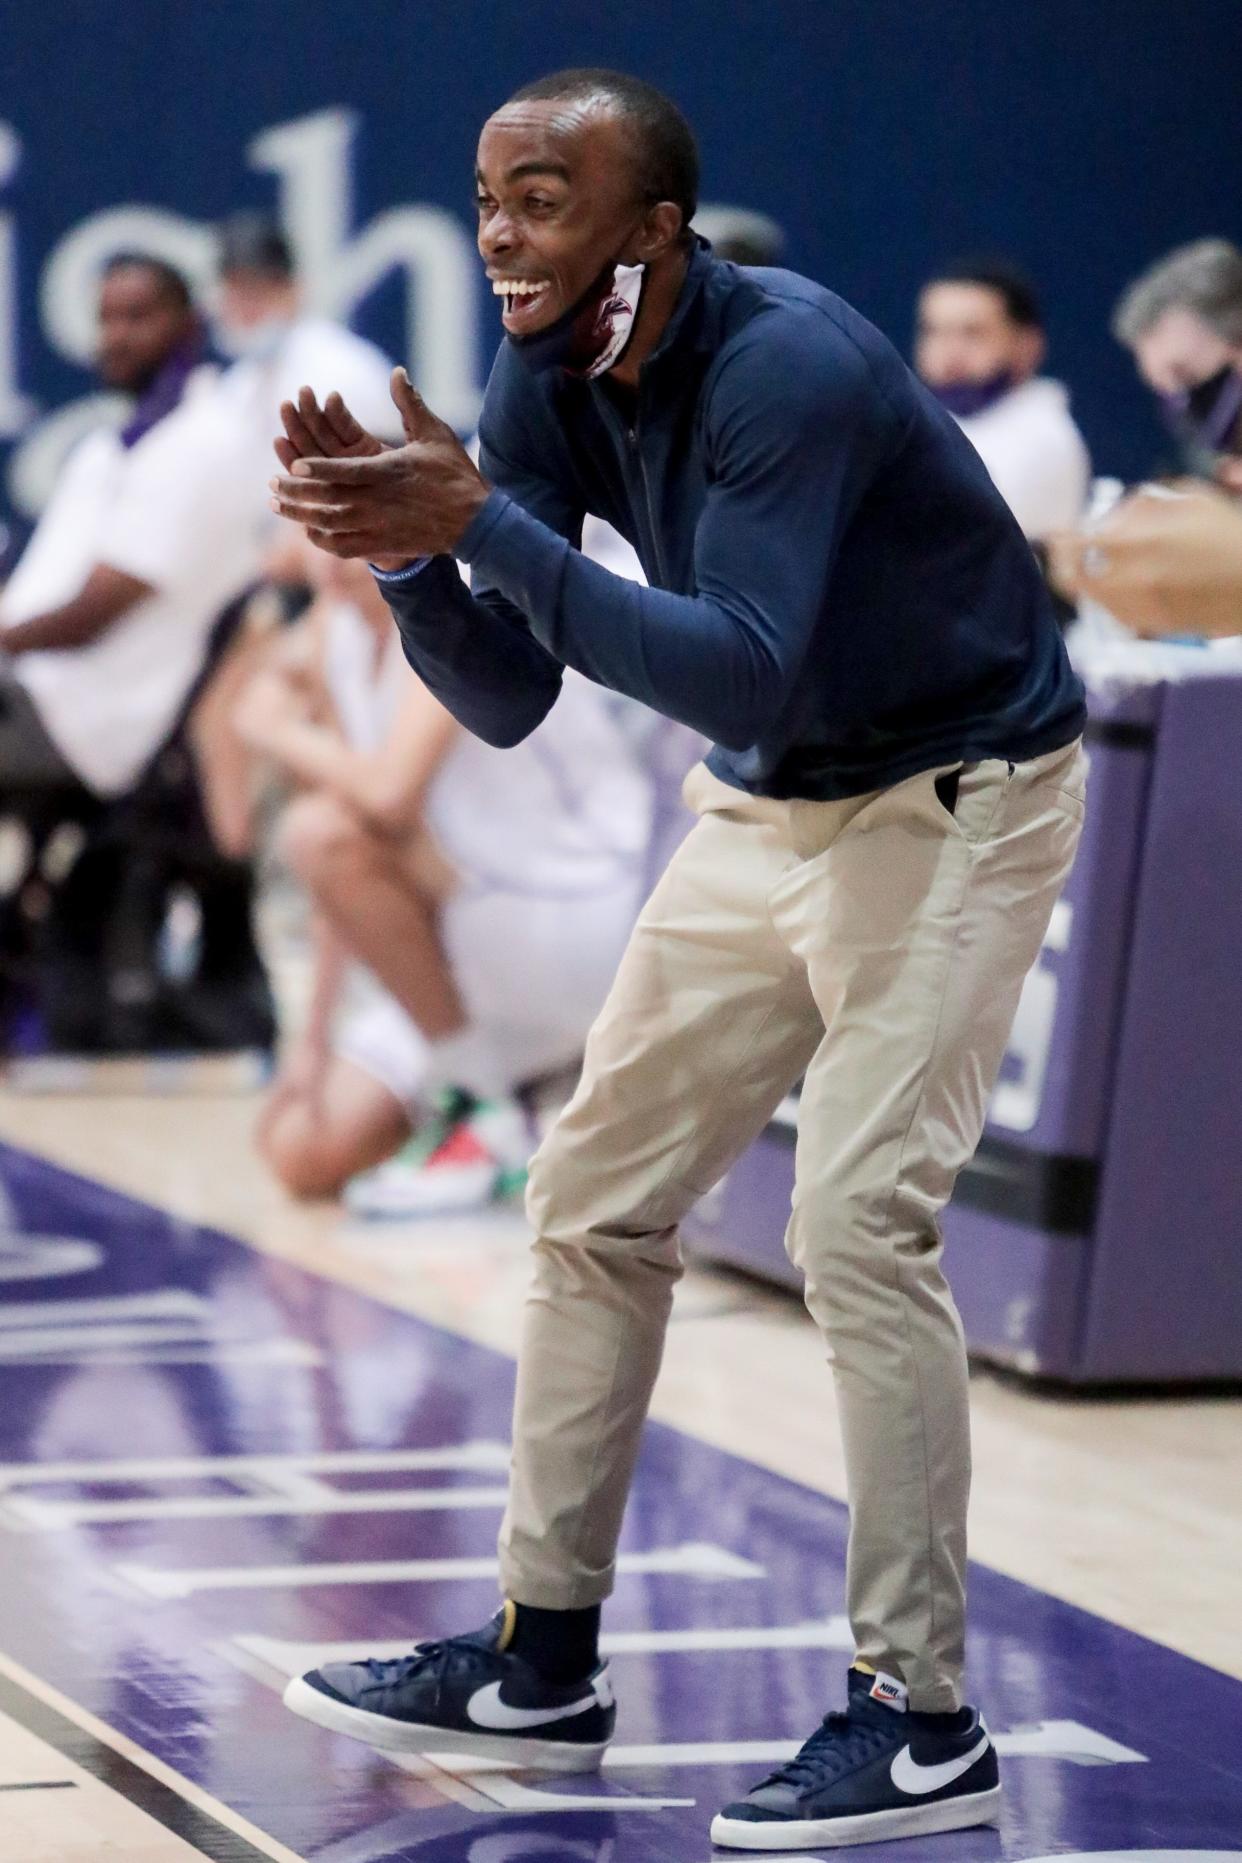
left=266, top=621, right=319, bottom=689
left=1045, top=527, right=1092, bottom=602
left=234, top=667, right=310, bottom=748
left=270, top=368, right=489, bottom=567
left=1215, top=455, right=1242, bottom=497
left=1049, top=482, right=1242, bottom=638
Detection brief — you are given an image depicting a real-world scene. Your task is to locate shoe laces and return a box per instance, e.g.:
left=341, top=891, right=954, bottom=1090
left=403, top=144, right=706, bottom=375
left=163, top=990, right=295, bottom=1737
left=762, top=1706, right=893, bottom=1792
left=362, top=1630, right=497, bottom=1710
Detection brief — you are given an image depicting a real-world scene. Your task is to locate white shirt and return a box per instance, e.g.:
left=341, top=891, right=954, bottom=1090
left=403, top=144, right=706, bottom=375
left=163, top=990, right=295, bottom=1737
left=580, top=513, right=644, bottom=583
left=216, top=315, right=401, bottom=473
left=323, top=599, right=653, bottom=901
left=955, top=378, right=1091, bottom=540
left=0, top=377, right=265, bottom=794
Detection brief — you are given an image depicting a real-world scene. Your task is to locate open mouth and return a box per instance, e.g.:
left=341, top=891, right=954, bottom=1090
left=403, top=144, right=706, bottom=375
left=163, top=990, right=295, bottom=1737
left=491, top=277, right=554, bottom=334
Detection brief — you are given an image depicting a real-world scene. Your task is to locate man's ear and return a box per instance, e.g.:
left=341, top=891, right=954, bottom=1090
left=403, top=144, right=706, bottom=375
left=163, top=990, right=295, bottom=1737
left=633, top=201, right=685, bottom=264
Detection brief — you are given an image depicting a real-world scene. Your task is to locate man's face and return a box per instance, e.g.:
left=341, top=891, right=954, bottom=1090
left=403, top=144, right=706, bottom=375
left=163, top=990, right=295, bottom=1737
left=1130, top=305, right=1237, bottom=397
left=475, top=98, right=647, bottom=338
left=915, top=282, right=1041, bottom=389
left=215, top=270, right=296, bottom=335
left=97, top=264, right=191, bottom=394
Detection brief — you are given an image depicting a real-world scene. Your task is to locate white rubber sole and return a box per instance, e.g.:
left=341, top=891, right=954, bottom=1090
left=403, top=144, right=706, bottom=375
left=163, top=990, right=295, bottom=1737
left=282, top=1675, right=609, bottom=1772
left=709, top=1783, right=1003, bottom=1850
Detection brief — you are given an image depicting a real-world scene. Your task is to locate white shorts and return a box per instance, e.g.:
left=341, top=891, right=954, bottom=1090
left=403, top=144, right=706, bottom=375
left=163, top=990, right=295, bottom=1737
left=335, top=877, right=642, bottom=1109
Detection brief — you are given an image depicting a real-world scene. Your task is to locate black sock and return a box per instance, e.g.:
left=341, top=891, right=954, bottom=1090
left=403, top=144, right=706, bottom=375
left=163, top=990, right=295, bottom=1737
left=505, top=1602, right=600, bottom=1685
left=911, top=1704, right=974, bottom=1734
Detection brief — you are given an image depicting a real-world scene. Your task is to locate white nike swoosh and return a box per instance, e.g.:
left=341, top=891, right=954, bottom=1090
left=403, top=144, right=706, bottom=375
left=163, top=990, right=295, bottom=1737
left=890, top=1730, right=990, bottom=1796
left=466, top=1681, right=601, bottom=1731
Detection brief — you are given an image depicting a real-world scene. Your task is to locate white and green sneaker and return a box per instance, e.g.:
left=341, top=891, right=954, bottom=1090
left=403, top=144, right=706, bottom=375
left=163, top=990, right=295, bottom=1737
left=345, top=1091, right=530, bottom=1218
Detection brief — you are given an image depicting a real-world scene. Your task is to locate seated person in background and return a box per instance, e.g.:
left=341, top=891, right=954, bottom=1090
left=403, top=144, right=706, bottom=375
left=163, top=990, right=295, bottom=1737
left=916, top=258, right=1091, bottom=540
left=0, top=254, right=261, bottom=801
left=188, top=216, right=402, bottom=858
left=242, top=551, right=653, bottom=1214
left=1047, top=243, right=1242, bottom=645
left=1111, top=237, right=1242, bottom=494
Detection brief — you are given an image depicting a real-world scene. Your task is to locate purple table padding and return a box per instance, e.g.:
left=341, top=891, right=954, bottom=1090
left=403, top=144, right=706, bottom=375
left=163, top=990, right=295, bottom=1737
left=684, top=676, right=1242, bottom=1384
left=1079, top=676, right=1242, bottom=1378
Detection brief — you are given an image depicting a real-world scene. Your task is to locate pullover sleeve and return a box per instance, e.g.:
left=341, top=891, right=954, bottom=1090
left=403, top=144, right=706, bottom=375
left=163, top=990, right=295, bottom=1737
left=373, top=404, right=580, bottom=747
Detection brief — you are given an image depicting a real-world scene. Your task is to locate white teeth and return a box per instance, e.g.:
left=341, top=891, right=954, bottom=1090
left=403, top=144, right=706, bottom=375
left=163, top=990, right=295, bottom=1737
left=491, top=280, right=547, bottom=298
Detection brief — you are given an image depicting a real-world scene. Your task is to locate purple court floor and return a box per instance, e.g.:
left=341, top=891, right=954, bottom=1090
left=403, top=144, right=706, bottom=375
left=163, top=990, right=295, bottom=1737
left=0, top=1139, right=1239, bottom=1863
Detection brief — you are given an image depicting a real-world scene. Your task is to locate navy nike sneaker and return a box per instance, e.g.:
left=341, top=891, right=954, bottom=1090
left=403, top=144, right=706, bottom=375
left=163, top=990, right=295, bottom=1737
left=282, top=1609, right=615, bottom=1771
left=711, top=1665, right=1001, bottom=1850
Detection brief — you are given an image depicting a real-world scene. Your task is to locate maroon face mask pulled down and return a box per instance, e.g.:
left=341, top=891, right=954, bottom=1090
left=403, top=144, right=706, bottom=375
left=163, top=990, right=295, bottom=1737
left=508, top=261, right=646, bottom=378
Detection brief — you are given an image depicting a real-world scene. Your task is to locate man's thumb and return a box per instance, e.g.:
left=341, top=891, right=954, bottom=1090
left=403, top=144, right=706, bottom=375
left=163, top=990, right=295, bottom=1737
left=391, top=365, right=431, bottom=439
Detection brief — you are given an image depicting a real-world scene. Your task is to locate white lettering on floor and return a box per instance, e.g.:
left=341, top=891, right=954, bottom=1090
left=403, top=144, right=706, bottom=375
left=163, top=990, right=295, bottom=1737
left=116, top=1542, right=766, bottom=1599
left=0, top=1442, right=511, bottom=1530
left=0, top=1285, right=321, bottom=1367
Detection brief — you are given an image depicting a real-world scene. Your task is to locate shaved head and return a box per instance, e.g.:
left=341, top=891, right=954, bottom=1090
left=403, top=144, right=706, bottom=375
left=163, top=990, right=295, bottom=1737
left=505, top=68, right=699, bottom=228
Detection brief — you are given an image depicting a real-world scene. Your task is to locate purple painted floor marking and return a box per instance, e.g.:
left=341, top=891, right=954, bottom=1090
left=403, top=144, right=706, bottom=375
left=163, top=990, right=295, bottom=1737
left=0, top=1141, right=1239, bottom=1862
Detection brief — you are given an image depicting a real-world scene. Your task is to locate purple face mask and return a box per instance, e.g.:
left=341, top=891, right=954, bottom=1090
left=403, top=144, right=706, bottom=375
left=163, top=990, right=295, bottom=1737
left=119, top=328, right=206, bottom=450
left=1159, top=363, right=1242, bottom=455
left=928, top=368, right=1017, bottom=420
left=508, top=259, right=646, bottom=379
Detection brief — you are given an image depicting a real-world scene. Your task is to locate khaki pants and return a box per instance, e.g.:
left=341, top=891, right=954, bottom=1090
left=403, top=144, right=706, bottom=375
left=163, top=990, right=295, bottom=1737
left=501, top=741, right=1087, bottom=1710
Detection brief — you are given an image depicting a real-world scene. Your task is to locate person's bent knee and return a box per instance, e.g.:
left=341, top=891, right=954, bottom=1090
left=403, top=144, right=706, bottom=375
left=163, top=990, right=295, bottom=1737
left=277, top=792, right=363, bottom=885
left=268, top=1141, right=350, bottom=1202
left=524, top=1136, right=602, bottom=1245
left=525, top=1136, right=686, bottom=1271
left=787, top=1185, right=952, bottom=1332
left=257, top=1103, right=350, bottom=1201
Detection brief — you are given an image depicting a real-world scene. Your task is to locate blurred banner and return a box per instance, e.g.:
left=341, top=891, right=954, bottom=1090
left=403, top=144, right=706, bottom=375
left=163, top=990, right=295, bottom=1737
left=2, top=0, right=1240, bottom=560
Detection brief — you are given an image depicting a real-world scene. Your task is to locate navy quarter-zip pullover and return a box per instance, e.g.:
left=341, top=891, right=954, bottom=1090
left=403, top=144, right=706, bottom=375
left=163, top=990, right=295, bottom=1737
left=376, top=243, right=1085, bottom=800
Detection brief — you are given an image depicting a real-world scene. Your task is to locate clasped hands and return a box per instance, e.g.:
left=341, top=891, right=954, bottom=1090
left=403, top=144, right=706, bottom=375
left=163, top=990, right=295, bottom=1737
left=269, top=366, right=490, bottom=570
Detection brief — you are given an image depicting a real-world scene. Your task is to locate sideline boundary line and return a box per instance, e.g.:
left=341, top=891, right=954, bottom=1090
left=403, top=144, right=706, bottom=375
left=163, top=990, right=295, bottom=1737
left=0, top=1649, right=305, bottom=1863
